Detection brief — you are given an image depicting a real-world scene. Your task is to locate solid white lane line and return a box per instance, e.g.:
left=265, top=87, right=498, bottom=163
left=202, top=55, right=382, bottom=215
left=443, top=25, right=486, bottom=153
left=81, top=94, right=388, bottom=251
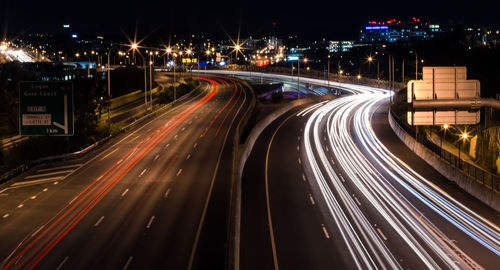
left=31, top=225, right=44, bottom=237
left=186, top=154, right=191, bottom=160
left=377, top=228, right=388, bottom=241
left=309, top=194, right=316, bottom=205
left=146, top=216, right=155, bottom=229
left=121, top=188, right=129, bottom=197
left=139, top=169, right=147, bottom=177
left=56, top=256, right=69, bottom=270
left=164, top=188, right=171, bottom=198
left=177, top=169, right=182, bottom=177
left=95, top=216, right=105, bottom=227
left=123, top=256, right=133, bottom=270
left=321, top=224, right=331, bottom=239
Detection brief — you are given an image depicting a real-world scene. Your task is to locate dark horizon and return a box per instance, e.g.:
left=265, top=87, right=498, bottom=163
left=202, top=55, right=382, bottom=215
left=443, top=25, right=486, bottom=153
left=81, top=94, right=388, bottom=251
left=2, top=0, right=499, bottom=41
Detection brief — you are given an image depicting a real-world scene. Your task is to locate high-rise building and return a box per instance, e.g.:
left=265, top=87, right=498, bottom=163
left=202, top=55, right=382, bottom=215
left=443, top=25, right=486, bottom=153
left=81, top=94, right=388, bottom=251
left=359, top=18, right=442, bottom=44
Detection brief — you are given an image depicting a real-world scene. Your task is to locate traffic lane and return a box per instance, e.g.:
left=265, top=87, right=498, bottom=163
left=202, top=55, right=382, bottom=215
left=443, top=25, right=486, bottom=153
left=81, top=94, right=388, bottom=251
left=241, top=103, right=347, bottom=270
left=314, top=99, right=496, bottom=268
left=32, top=78, right=246, bottom=269
left=302, top=104, right=425, bottom=269
left=0, top=79, right=219, bottom=268
left=367, top=101, right=500, bottom=268
left=191, top=79, right=252, bottom=269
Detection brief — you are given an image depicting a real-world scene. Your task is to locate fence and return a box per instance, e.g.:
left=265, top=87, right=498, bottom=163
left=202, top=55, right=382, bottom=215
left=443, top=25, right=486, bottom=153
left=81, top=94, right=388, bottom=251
left=390, top=110, right=500, bottom=193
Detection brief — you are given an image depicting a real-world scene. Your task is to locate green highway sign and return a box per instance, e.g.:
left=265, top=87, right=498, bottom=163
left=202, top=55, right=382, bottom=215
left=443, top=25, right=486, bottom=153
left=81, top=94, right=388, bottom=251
left=19, top=82, right=74, bottom=136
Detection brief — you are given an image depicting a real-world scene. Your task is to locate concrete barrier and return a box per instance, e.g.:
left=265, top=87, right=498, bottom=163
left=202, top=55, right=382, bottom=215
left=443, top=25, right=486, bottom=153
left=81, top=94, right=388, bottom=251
left=388, top=111, right=500, bottom=212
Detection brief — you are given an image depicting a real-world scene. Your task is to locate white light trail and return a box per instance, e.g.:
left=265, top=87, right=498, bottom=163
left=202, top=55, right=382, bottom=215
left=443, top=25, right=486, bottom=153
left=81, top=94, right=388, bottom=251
left=302, top=84, right=498, bottom=269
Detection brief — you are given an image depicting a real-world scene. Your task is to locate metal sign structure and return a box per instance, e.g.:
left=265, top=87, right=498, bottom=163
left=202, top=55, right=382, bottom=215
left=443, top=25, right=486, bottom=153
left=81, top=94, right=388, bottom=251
left=19, top=82, right=74, bottom=136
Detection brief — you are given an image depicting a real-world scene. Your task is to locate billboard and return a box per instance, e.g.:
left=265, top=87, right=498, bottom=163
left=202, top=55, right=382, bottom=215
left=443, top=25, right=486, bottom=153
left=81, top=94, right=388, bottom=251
left=407, top=109, right=480, bottom=125
left=407, top=67, right=480, bottom=103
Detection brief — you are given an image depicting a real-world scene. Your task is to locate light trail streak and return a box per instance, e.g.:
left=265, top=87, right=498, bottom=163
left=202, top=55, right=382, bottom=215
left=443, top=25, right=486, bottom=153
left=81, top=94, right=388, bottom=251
left=1, top=78, right=220, bottom=270
left=302, top=84, right=498, bottom=268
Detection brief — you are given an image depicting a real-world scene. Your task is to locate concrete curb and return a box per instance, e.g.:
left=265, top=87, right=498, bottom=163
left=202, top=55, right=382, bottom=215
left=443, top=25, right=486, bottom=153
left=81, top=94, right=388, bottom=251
left=388, top=111, right=500, bottom=212
left=0, top=83, right=203, bottom=184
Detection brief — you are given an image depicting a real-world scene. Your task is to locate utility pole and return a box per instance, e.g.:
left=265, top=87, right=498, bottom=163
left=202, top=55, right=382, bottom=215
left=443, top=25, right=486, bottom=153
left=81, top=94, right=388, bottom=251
left=297, top=59, right=300, bottom=99
left=149, top=54, right=153, bottom=111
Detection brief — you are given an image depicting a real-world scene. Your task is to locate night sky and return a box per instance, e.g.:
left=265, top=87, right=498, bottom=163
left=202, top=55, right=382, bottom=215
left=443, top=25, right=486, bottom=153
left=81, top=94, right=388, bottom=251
left=2, top=0, right=498, bottom=40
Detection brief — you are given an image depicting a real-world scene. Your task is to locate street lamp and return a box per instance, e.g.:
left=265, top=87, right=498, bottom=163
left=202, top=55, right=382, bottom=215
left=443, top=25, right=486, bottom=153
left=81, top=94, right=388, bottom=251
left=297, top=57, right=308, bottom=99
left=130, top=43, right=148, bottom=111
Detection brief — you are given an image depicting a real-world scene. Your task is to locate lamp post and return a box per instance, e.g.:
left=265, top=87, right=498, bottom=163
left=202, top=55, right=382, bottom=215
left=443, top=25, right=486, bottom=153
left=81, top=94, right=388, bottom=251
left=107, top=46, right=116, bottom=134
left=440, top=124, right=449, bottom=157
left=458, top=132, right=468, bottom=169
left=131, top=43, right=148, bottom=111
left=327, top=55, right=330, bottom=94
left=414, top=51, right=418, bottom=80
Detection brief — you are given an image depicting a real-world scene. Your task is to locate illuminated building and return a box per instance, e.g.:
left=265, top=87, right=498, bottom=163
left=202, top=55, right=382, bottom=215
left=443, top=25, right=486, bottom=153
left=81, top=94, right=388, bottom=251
left=359, top=18, right=442, bottom=43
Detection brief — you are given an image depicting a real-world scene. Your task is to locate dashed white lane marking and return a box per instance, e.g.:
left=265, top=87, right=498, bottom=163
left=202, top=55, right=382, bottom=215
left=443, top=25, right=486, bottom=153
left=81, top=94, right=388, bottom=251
left=377, top=228, right=388, bottom=241
left=146, top=216, right=155, bottom=229
left=193, top=142, right=198, bottom=148
left=176, top=169, right=182, bottom=177
left=302, top=174, right=306, bottom=182
left=30, top=195, right=37, bottom=200
left=298, top=136, right=300, bottom=141
left=154, top=154, right=160, bottom=161
left=321, top=224, right=330, bottom=239
left=330, top=159, right=335, bottom=165
left=324, top=136, right=326, bottom=141
left=174, top=134, right=178, bottom=139
left=56, top=256, right=69, bottom=270
left=94, top=216, right=105, bottom=227
left=53, top=181, right=59, bottom=185
left=164, top=188, right=171, bottom=198
left=186, top=154, right=191, bottom=160
left=139, top=169, right=147, bottom=177
left=308, top=194, right=316, bottom=205
left=43, top=188, right=48, bottom=192
left=164, top=144, right=170, bottom=149
left=123, top=256, right=133, bottom=270
left=297, top=145, right=300, bottom=151
left=32, top=225, right=44, bottom=237
left=189, top=121, right=192, bottom=125
left=339, top=174, right=345, bottom=183
left=325, top=146, right=329, bottom=152
left=121, top=188, right=129, bottom=197
left=17, top=204, right=24, bottom=209
left=298, top=158, right=302, bottom=164
left=2, top=214, right=9, bottom=218
left=68, top=196, right=79, bottom=205
left=182, top=127, right=185, bottom=131
left=354, top=196, right=362, bottom=206
left=26, top=169, right=72, bottom=179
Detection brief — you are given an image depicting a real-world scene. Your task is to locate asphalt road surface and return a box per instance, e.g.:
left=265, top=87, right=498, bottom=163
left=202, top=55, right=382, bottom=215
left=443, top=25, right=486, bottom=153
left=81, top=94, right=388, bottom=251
left=0, top=75, right=252, bottom=269
left=241, top=84, right=499, bottom=269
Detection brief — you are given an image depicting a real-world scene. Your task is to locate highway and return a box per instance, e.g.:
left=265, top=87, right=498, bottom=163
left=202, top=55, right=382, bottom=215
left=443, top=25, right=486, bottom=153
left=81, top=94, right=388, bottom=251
left=240, top=76, right=499, bottom=269
left=0, top=75, right=252, bottom=269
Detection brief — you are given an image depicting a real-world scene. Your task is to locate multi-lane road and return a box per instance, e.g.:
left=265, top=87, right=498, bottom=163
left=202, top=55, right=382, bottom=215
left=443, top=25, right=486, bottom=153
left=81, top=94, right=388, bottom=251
left=238, top=74, right=499, bottom=269
left=0, top=75, right=252, bottom=269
